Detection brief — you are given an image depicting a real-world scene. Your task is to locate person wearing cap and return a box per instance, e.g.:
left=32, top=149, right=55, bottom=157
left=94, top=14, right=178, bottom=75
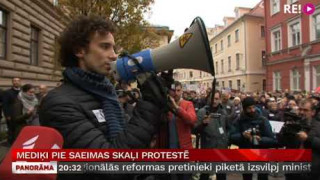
left=230, top=97, right=276, bottom=180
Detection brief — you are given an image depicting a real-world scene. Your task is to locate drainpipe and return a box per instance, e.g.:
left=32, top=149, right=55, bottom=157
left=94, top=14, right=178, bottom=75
left=243, top=19, right=248, bottom=92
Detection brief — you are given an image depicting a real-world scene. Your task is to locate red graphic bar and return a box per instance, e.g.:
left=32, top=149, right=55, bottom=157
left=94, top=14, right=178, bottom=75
left=12, top=149, right=311, bottom=162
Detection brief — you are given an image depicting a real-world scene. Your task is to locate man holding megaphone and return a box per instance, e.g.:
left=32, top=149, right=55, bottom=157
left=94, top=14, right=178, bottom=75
left=39, top=13, right=215, bottom=179
left=39, top=15, right=168, bottom=180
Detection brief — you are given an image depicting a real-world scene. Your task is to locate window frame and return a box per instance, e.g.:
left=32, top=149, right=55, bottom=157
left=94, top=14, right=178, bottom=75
left=235, top=29, right=239, bottom=42
left=310, top=7, right=320, bottom=42
left=0, top=9, right=8, bottom=59
left=271, top=26, right=282, bottom=52
left=30, top=26, right=40, bottom=65
left=271, top=0, right=280, bottom=15
left=287, top=18, right=301, bottom=47
left=290, top=69, right=301, bottom=91
left=273, top=71, right=281, bottom=91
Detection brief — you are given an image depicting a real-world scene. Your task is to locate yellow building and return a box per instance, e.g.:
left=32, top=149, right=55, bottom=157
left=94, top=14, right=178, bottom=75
left=211, top=2, right=266, bottom=92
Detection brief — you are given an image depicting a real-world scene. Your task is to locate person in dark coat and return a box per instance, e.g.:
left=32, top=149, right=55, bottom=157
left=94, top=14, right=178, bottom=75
left=230, top=97, right=276, bottom=180
left=262, top=101, right=282, bottom=122
left=39, top=16, right=167, bottom=180
left=2, top=77, right=21, bottom=144
left=0, top=88, right=3, bottom=124
left=301, top=114, right=320, bottom=180
left=195, top=91, right=228, bottom=180
left=12, top=84, right=38, bottom=141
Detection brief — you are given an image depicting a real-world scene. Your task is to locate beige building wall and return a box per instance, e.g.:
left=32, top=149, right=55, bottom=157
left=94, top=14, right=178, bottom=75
left=0, top=0, right=65, bottom=88
left=210, top=5, right=265, bottom=92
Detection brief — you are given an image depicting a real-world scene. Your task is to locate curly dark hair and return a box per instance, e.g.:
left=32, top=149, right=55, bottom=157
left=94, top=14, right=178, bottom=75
left=59, top=15, right=115, bottom=67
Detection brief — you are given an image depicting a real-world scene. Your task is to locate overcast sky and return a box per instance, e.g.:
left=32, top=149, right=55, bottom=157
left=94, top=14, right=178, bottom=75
left=146, top=0, right=262, bottom=41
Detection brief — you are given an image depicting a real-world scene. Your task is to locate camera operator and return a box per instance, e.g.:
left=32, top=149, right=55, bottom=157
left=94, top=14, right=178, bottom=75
left=296, top=99, right=320, bottom=180
left=230, top=97, right=276, bottom=180
left=194, top=90, right=228, bottom=180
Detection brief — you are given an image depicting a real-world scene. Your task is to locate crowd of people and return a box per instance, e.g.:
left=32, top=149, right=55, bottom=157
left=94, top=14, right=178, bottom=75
left=0, top=15, right=319, bottom=180
left=0, top=78, right=49, bottom=144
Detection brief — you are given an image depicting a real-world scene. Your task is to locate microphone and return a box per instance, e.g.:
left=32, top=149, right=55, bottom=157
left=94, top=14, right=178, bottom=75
left=0, top=126, right=63, bottom=180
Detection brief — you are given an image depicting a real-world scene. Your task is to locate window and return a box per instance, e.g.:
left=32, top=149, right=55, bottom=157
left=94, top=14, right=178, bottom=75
left=216, top=81, right=219, bottom=87
left=200, top=71, right=202, bottom=78
left=288, top=19, right=301, bottom=47
left=227, top=35, right=231, bottom=47
left=189, top=71, right=193, bottom=78
left=262, top=51, right=266, bottom=66
left=261, top=26, right=265, bottom=37
left=237, top=80, right=241, bottom=90
left=289, top=0, right=298, bottom=4
left=236, top=53, right=240, bottom=70
left=315, top=66, right=320, bottom=88
left=235, top=29, right=239, bottom=42
left=273, top=72, right=281, bottom=90
left=271, top=0, right=280, bottom=15
left=222, top=81, right=225, bottom=88
left=229, top=80, right=232, bottom=89
left=291, top=69, right=300, bottom=90
left=216, top=61, right=218, bottom=75
left=228, top=56, right=231, bottom=72
left=220, top=40, right=223, bottom=50
left=30, top=26, right=40, bottom=65
left=53, top=0, right=59, bottom=6
left=215, top=44, right=217, bottom=53
left=271, top=27, right=281, bottom=52
left=311, top=12, right=320, bottom=41
left=221, top=59, right=224, bottom=73
left=0, top=9, right=7, bottom=59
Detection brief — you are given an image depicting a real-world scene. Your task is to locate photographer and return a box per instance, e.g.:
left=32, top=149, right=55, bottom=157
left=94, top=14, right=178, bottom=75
left=230, top=97, right=276, bottom=180
left=194, top=91, right=228, bottom=180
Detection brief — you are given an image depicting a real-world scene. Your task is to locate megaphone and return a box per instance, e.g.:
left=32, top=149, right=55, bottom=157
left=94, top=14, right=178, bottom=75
left=111, top=17, right=215, bottom=81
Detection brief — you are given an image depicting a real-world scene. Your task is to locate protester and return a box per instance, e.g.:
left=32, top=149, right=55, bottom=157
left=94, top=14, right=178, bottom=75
left=156, top=81, right=197, bottom=180
left=36, top=84, right=48, bottom=102
left=39, top=16, right=167, bottom=180
left=2, top=77, right=21, bottom=144
left=230, top=97, right=276, bottom=180
left=12, top=84, right=38, bottom=140
left=195, top=91, right=228, bottom=180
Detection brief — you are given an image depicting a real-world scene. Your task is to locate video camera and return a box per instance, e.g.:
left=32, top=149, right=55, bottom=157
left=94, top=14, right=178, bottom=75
left=278, top=111, right=310, bottom=148
left=245, top=125, right=260, bottom=146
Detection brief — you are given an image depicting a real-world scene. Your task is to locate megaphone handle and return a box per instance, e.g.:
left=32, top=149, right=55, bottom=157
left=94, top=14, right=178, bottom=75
left=121, top=52, right=145, bottom=72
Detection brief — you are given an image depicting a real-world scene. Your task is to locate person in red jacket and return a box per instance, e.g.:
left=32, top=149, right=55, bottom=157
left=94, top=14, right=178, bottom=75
left=156, top=81, right=197, bottom=180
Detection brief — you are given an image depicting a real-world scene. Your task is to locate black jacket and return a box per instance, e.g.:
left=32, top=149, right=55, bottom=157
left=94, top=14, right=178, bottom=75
left=195, top=105, right=229, bottom=149
left=39, top=82, right=163, bottom=180
left=0, top=88, right=3, bottom=119
left=230, top=111, right=276, bottom=148
left=262, top=109, right=282, bottom=122
left=2, top=88, right=20, bottom=118
left=304, top=116, right=320, bottom=179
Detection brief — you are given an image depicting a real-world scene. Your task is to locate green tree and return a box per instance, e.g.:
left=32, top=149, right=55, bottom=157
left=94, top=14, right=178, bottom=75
left=58, top=0, right=156, bottom=53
